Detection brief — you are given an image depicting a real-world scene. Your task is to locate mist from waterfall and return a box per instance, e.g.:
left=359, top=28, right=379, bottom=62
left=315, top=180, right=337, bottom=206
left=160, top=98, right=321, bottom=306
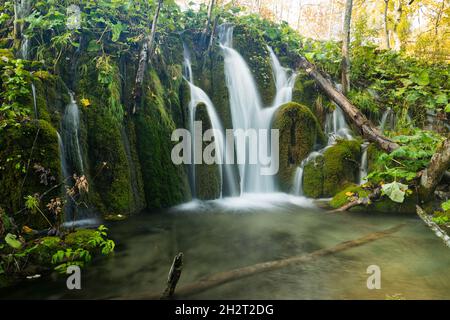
left=218, top=24, right=296, bottom=194
left=183, top=44, right=238, bottom=198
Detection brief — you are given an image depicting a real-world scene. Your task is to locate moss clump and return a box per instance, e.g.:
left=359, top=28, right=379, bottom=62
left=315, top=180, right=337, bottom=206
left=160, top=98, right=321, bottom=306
left=64, top=229, right=96, bottom=249
left=233, top=25, right=275, bottom=106
left=193, top=103, right=221, bottom=199
left=135, top=68, right=190, bottom=208
left=273, top=102, right=325, bottom=191
left=329, top=184, right=370, bottom=209
left=303, top=155, right=324, bottom=198
left=322, top=140, right=361, bottom=197
left=292, top=75, right=319, bottom=109
left=0, top=120, right=61, bottom=229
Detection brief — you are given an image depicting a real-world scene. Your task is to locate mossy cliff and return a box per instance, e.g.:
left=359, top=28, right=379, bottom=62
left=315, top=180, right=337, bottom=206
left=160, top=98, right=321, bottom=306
left=273, top=102, right=325, bottom=192
left=0, top=120, right=61, bottom=229
left=303, top=140, right=361, bottom=198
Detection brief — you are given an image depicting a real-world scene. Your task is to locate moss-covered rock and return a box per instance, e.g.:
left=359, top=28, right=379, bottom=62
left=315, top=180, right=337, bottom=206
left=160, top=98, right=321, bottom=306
left=193, top=103, right=221, bottom=199
left=329, top=184, right=371, bottom=209
left=135, top=68, right=190, bottom=208
left=303, top=155, right=325, bottom=198
left=273, top=102, right=325, bottom=191
left=233, top=25, right=275, bottom=107
left=0, top=120, right=61, bottom=229
left=322, top=140, right=361, bottom=197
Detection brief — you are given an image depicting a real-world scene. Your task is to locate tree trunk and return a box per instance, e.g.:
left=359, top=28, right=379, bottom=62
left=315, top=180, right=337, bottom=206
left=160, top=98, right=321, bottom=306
left=419, top=137, right=450, bottom=202
left=161, top=253, right=184, bottom=300
left=416, top=206, right=450, bottom=247
left=296, top=57, right=400, bottom=153
left=147, top=0, right=163, bottom=61
left=392, top=0, right=403, bottom=51
left=383, top=0, right=390, bottom=49
left=204, top=0, right=215, bottom=35
left=341, top=0, right=353, bottom=95
left=131, top=0, right=163, bottom=114
left=331, top=187, right=382, bottom=212
left=119, top=224, right=404, bottom=299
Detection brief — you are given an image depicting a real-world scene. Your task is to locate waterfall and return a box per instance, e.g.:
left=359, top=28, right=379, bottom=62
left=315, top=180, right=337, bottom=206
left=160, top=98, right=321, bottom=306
left=380, top=107, right=396, bottom=131
left=292, top=152, right=322, bottom=196
left=31, top=82, right=38, bottom=119
left=62, top=92, right=84, bottom=175
left=182, top=44, right=238, bottom=198
left=58, top=91, right=93, bottom=223
left=15, top=0, right=33, bottom=59
left=218, top=24, right=295, bottom=194
left=359, top=142, right=369, bottom=185
left=19, top=36, right=30, bottom=60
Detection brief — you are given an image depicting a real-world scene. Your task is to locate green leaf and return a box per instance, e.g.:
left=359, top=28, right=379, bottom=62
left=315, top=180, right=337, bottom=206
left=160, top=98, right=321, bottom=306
left=441, top=200, right=450, bottom=211
left=5, top=233, right=22, bottom=249
left=435, top=94, right=448, bottom=105
left=411, top=70, right=430, bottom=86
left=381, top=182, right=408, bottom=203
left=87, top=40, right=101, bottom=52
left=445, top=104, right=450, bottom=113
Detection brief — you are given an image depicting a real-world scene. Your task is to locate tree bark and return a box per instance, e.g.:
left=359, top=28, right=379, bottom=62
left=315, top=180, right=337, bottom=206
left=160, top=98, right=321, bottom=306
left=204, top=0, right=215, bottom=35
left=161, top=253, right=184, bottom=300
left=383, top=0, right=390, bottom=49
left=392, top=0, right=403, bottom=51
left=131, top=0, right=163, bottom=114
left=331, top=187, right=382, bottom=212
left=119, top=224, right=404, bottom=299
left=296, top=57, right=400, bottom=153
left=416, top=206, right=450, bottom=247
left=341, top=0, right=353, bottom=95
left=419, top=137, right=450, bottom=202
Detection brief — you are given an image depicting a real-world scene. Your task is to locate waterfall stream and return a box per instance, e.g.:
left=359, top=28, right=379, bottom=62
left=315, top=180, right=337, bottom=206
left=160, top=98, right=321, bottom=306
left=31, top=82, right=38, bottom=119
left=359, top=142, right=369, bottom=185
left=183, top=45, right=238, bottom=198
left=219, top=24, right=296, bottom=194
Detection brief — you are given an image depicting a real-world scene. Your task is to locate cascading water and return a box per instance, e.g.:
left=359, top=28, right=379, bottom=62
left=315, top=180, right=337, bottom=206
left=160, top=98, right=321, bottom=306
left=59, top=91, right=91, bottom=223
left=292, top=152, right=321, bottom=196
left=15, top=0, right=33, bottom=59
left=359, top=142, right=369, bottom=185
left=183, top=44, right=238, bottom=198
left=31, top=82, right=38, bottom=119
left=380, top=107, right=396, bottom=132
left=219, top=24, right=296, bottom=194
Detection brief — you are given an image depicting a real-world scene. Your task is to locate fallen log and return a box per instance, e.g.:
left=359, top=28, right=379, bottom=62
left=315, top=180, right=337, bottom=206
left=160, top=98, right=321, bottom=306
left=296, top=57, right=399, bottom=153
left=120, top=224, right=404, bottom=300
left=416, top=206, right=450, bottom=248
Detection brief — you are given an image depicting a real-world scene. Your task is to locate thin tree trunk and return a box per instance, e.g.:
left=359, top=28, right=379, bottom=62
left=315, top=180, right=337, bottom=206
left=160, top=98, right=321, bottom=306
left=296, top=57, right=399, bottom=152
left=383, top=0, right=390, bottom=49
left=392, top=0, right=403, bottom=51
left=147, top=0, right=163, bottom=61
left=419, top=137, right=450, bottom=202
left=331, top=187, right=382, bottom=212
left=416, top=206, right=450, bottom=247
left=341, top=0, right=353, bottom=95
left=131, top=0, right=163, bottom=114
left=119, top=224, right=404, bottom=299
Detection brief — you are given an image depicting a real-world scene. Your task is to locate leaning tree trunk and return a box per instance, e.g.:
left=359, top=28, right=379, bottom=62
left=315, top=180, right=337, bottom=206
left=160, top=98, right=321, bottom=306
left=296, top=57, right=399, bottom=153
left=131, top=0, right=163, bottom=114
left=341, top=0, right=353, bottom=95
left=419, top=137, right=450, bottom=202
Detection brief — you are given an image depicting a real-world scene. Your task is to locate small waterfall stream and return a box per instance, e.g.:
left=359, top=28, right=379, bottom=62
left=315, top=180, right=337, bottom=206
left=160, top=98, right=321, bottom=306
left=183, top=45, right=238, bottom=198
left=219, top=24, right=296, bottom=194
left=31, top=82, right=38, bottom=119
left=359, top=142, right=369, bottom=185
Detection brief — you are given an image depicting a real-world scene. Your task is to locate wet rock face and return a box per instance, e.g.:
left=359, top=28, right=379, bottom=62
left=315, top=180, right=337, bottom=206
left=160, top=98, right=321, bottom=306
left=273, top=102, right=325, bottom=192
left=303, top=140, right=361, bottom=198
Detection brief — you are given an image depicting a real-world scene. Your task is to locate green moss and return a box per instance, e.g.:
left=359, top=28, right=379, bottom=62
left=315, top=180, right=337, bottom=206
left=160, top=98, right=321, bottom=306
left=135, top=68, right=190, bottom=208
left=371, top=196, right=417, bottom=214
left=194, top=103, right=221, bottom=199
left=322, top=140, right=361, bottom=197
left=234, top=25, right=275, bottom=106
left=303, top=155, right=324, bottom=198
left=292, top=74, right=319, bottom=109
left=64, top=229, right=96, bottom=248
left=273, top=102, right=325, bottom=191
left=330, top=184, right=370, bottom=209
left=0, top=120, right=61, bottom=229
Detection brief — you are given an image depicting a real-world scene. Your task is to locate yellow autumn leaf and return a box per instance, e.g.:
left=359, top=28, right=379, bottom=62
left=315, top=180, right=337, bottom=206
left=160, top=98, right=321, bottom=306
left=80, top=98, right=91, bottom=108
left=345, top=192, right=355, bottom=197
left=22, top=225, right=33, bottom=234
